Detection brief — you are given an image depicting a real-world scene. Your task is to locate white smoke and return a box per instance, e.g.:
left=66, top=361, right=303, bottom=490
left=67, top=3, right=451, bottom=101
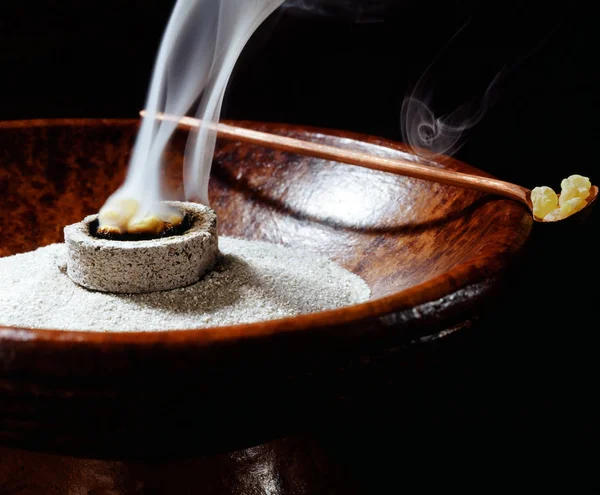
left=399, top=19, right=502, bottom=161
left=400, top=72, right=501, bottom=160
left=400, top=11, right=560, bottom=161
left=101, top=0, right=285, bottom=224
left=282, top=0, right=389, bottom=22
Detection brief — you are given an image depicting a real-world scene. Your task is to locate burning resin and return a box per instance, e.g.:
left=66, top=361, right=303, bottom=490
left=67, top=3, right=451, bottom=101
left=93, top=213, right=192, bottom=242
left=97, top=198, right=185, bottom=238
left=531, top=174, right=593, bottom=221
left=64, top=201, right=218, bottom=294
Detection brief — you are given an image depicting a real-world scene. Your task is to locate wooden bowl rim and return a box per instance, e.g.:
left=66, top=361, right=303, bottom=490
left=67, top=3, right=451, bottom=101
left=0, top=118, right=532, bottom=347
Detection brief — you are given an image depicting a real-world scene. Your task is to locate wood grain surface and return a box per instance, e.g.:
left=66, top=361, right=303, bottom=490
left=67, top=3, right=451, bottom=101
left=0, top=119, right=532, bottom=463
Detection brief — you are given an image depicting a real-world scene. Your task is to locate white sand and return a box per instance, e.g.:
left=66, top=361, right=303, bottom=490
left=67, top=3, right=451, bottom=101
left=0, top=237, right=370, bottom=332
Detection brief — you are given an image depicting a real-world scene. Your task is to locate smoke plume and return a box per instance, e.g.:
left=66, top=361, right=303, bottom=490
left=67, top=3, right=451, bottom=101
left=100, top=0, right=285, bottom=226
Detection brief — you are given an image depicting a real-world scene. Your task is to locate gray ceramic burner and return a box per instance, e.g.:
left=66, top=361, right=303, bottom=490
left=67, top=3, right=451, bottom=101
left=63, top=201, right=218, bottom=293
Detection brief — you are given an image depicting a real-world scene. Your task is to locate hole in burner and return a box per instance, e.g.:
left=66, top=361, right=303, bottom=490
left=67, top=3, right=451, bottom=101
left=89, top=214, right=192, bottom=241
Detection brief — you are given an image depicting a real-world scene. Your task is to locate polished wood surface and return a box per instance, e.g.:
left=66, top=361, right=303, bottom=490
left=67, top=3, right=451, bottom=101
left=0, top=119, right=532, bottom=460
left=143, top=111, right=599, bottom=223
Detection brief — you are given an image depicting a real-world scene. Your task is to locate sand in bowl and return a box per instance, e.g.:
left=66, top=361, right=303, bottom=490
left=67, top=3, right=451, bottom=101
left=0, top=237, right=370, bottom=332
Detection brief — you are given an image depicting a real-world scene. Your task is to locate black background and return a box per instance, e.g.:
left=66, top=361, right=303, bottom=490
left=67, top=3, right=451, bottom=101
left=1, top=0, right=598, bottom=485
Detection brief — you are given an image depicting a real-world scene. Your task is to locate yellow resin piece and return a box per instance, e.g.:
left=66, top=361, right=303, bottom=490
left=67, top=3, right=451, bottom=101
left=98, top=198, right=140, bottom=234
left=166, top=213, right=185, bottom=226
left=559, top=196, right=586, bottom=217
left=97, top=196, right=184, bottom=235
left=559, top=174, right=592, bottom=206
left=531, top=173, right=593, bottom=221
left=531, top=186, right=559, bottom=220
left=127, top=215, right=165, bottom=235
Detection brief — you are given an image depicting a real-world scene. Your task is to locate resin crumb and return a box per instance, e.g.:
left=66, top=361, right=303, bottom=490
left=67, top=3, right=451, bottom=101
left=531, top=186, right=558, bottom=220
left=531, top=174, right=593, bottom=221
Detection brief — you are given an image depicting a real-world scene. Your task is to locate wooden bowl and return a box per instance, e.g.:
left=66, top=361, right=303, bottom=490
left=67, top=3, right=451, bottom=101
left=0, top=119, right=532, bottom=458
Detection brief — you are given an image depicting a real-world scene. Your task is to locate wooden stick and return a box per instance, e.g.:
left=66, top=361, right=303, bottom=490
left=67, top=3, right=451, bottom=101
left=139, top=110, right=530, bottom=206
